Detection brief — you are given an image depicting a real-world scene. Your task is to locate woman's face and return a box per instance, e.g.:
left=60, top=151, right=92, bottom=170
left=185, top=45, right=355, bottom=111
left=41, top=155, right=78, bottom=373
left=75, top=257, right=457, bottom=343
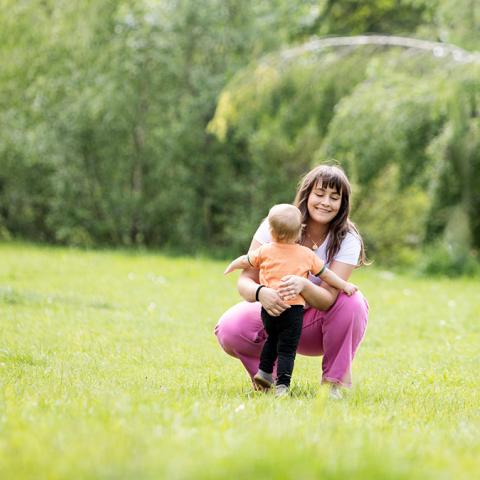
left=307, top=182, right=342, bottom=225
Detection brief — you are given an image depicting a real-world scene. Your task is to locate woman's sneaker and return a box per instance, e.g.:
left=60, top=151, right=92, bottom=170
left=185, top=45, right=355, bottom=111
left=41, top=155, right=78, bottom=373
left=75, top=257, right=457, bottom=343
left=275, top=384, right=289, bottom=398
left=329, top=384, right=343, bottom=400
left=253, top=369, right=274, bottom=389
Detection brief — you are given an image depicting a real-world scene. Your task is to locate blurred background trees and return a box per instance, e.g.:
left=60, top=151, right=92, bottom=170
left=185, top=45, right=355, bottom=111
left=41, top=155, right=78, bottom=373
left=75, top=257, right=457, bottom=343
left=1, top=0, right=479, bottom=274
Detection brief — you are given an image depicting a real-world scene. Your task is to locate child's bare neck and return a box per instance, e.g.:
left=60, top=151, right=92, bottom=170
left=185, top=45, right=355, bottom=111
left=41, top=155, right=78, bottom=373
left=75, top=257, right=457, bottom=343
left=273, top=239, right=297, bottom=245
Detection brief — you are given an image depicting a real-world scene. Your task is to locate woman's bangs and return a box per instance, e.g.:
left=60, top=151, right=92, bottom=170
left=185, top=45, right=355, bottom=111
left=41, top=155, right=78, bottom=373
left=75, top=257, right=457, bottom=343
left=315, top=171, right=344, bottom=194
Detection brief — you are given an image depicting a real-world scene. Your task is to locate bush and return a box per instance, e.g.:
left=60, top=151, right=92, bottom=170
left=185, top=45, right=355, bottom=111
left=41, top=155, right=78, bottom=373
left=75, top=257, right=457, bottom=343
left=419, top=241, right=480, bottom=277
left=352, top=165, right=429, bottom=268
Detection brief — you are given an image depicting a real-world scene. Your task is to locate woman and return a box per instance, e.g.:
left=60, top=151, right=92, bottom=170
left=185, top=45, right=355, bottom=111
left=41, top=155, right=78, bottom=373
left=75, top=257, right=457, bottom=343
left=215, top=164, right=369, bottom=398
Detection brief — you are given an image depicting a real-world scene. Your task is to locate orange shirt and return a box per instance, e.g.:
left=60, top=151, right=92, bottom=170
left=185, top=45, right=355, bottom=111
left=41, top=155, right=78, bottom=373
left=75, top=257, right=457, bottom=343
left=248, top=242, right=325, bottom=306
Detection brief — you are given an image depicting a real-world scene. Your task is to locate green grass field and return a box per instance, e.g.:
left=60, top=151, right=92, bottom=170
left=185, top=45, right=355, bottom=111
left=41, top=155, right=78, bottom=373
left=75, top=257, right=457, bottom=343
left=1, top=242, right=479, bottom=479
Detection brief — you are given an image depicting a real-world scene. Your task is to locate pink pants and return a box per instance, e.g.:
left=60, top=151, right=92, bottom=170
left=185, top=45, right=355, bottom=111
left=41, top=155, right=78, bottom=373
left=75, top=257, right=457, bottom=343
left=214, top=292, right=368, bottom=387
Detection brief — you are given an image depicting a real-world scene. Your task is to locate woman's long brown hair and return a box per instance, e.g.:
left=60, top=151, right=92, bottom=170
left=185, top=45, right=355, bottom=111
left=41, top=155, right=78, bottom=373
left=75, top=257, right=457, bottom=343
left=294, top=164, right=368, bottom=266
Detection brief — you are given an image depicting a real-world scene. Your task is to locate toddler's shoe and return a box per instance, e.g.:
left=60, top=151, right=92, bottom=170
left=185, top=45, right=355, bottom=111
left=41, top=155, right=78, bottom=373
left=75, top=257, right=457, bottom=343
left=253, top=369, right=274, bottom=389
left=252, top=381, right=268, bottom=393
left=275, top=384, right=289, bottom=398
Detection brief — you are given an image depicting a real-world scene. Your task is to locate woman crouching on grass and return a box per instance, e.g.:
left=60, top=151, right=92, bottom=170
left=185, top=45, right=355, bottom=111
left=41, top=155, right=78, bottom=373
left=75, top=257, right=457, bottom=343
left=215, top=164, right=369, bottom=399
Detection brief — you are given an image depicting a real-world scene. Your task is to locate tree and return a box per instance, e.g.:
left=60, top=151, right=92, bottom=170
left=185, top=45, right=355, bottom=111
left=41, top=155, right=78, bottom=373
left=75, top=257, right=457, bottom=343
left=209, top=35, right=480, bottom=266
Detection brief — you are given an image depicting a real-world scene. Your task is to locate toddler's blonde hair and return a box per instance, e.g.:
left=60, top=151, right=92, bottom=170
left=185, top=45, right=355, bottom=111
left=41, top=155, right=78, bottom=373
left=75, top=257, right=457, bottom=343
left=268, top=204, right=302, bottom=243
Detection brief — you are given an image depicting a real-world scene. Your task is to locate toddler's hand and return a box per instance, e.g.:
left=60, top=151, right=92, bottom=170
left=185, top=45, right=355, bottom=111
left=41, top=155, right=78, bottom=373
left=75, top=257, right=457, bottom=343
left=224, top=262, right=235, bottom=275
left=343, top=282, right=358, bottom=296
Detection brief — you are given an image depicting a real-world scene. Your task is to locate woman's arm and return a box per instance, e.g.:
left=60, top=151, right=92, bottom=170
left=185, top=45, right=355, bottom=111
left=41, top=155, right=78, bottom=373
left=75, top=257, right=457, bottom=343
left=237, top=239, right=291, bottom=316
left=279, top=260, right=356, bottom=311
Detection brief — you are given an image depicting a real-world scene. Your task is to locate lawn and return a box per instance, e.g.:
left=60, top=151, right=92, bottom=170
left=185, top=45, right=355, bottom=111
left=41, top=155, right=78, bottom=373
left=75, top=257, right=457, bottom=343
left=0, top=242, right=479, bottom=479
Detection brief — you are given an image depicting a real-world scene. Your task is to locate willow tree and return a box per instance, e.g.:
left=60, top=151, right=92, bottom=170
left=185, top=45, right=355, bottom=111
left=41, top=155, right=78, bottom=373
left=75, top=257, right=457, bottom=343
left=208, top=35, right=480, bottom=270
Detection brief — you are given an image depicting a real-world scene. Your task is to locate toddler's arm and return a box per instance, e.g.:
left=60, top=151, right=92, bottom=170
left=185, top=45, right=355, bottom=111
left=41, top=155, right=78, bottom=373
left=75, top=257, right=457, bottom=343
left=318, top=267, right=358, bottom=296
left=224, top=255, right=252, bottom=275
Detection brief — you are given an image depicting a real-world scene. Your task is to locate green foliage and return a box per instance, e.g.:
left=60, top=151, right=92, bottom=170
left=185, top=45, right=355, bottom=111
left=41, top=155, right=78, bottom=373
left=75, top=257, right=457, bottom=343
left=419, top=205, right=480, bottom=277
left=312, top=0, right=437, bottom=36
left=210, top=41, right=479, bottom=268
left=322, top=70, right=445, bottom=186
left=208, top=48, right=372, bottom=252
left=434, top=0, right=480, bottom=50
left=352, top=165, right=429, bottom=266
left=419, top=239, right=480, bottom=277
left=424, top=71, right=480, bottom=253
left=0, top=0, right=271, bottom=249
left=1, top=0, right=480, bottom=266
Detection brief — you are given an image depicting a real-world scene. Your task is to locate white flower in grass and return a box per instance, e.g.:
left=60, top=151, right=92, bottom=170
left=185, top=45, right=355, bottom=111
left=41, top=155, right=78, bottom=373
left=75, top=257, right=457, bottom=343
left=147, top=302, right=156, bottom=312
left=146, top=273, right=166, bottom=285
left=234, top=403, right=245, bottom=413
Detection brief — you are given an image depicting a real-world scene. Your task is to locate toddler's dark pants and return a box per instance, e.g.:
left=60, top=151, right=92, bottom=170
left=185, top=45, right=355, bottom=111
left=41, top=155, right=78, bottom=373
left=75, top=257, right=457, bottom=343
left=259, top=305, right=304, bottom=387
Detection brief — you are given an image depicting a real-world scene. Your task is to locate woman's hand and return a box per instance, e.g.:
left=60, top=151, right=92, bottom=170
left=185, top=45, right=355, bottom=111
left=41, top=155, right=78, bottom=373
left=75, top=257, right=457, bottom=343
left=258, top=287, right=291, bottom=317
left=278, top=275, right=308, bottom=301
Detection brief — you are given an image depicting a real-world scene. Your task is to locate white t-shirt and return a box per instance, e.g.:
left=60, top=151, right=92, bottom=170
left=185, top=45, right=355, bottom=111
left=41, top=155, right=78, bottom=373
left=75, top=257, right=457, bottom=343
left=253, top=218, right=361, bottom=286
